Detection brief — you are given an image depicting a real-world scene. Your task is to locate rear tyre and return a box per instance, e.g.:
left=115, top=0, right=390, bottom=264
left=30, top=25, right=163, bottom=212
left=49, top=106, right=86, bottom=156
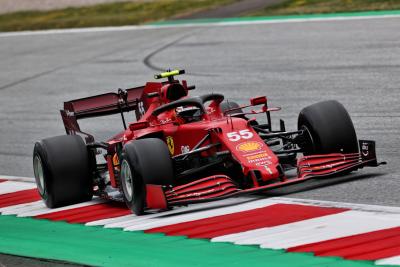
left=298, top=100, right=358, bottom=155
left=220, top=100, right=252, bottom=123
left=120, top=138, right=174, bottom=215
left=33, top=135, right=93, bottom=208
left=220, top=101, right=243, bottom=115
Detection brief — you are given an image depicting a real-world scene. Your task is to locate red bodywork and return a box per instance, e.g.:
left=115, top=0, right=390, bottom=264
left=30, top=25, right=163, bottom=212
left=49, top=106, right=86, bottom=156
left=61, top=77, right=382, bottom=211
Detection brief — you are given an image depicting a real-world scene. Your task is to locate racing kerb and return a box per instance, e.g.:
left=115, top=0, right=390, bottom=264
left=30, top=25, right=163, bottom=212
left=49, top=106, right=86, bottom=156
left=0, top=176, right=399, bottom=267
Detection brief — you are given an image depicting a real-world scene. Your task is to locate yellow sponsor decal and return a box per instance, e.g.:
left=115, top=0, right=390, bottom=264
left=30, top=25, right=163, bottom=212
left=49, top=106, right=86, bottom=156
left=246, top=152, right=268, bottom=160
left=112, top=153, right=120, bottom=166
left=166, top=136, right=174, bottom=155
left=236, top=141, right=263, bottom=153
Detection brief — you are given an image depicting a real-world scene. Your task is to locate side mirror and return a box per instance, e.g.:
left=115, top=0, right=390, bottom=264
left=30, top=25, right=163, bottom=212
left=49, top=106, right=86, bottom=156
left=250, top=96, right=267, bottom=106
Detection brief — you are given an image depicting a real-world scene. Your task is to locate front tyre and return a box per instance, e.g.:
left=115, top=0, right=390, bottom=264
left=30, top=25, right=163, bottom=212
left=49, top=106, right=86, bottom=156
left=33, top=135, right=93, bottom=208
left=298, top=100, right=359, bottom=155
left=120, top=138, right=174, bottom=215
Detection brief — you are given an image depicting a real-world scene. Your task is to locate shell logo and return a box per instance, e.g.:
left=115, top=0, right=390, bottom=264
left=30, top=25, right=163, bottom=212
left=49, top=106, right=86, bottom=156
left=236, top=141, right=263, bottom=152
left=166, top=136, right=174, bottom=155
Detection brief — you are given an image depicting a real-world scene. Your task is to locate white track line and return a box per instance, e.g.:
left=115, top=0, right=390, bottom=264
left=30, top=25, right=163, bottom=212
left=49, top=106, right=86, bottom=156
left=2, top=175, right=399, bottom=213
left=212, top=210, right=400, bottom=249
left=86, top=214, right=134, bottom=226
left=0, top=198, right=106, bottom=217
left=1, top=14, right=400, bottom=38
left=270, top=197, right=400, bottom=214
left=376, top=256, right=400, bottom=266
left=123, top=198, right=279, bottom=231
left=0, top=200, right=43, bottom=215
left=88, top=197, right=254, bottom=227
left=0, top=175, right=35, bottom=183
left=0, top=181, right=36, bottom=194
left=17, top=198, right=106, bottom=217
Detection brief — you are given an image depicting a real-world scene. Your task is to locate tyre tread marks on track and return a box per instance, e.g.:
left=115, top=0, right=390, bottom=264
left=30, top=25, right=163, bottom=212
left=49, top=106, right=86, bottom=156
left=142, top=31, right=217, bottom=77
left=0, top=38, right=153, bottom=91
left=143, top=33, right=192, bottom=72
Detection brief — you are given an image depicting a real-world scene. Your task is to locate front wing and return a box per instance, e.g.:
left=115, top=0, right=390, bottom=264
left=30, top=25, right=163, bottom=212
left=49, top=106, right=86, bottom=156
left=145, top=140, right=385, bottom=210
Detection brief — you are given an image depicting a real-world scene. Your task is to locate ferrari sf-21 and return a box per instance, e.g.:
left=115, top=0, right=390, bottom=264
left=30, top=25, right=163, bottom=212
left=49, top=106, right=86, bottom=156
left=33, top=70, right=384, bottom=215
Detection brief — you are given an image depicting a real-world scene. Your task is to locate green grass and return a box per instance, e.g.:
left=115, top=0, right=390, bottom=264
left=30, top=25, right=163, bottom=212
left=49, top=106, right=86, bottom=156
left=2, top=0, right=400, bottom=32
left=0, top=215, right=392, bottom=267
left=249, top=0, right=400, bottom=16
left=0, top=0, right=236, bottom=32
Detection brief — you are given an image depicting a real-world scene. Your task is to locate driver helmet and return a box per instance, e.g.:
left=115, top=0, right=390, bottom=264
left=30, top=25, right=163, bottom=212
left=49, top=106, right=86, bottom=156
left=176, top=106, right=202, bottom=123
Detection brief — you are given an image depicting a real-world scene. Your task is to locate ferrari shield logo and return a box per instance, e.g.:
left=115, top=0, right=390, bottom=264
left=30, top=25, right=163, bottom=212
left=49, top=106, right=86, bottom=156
left=166, top=136, right=174, bottom=155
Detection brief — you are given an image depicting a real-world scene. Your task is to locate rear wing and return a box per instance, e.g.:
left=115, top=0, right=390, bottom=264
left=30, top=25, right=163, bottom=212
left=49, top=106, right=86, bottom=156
left=60, top=82, right=162, bottom=141
left=63, top=87, right=143, bottom=119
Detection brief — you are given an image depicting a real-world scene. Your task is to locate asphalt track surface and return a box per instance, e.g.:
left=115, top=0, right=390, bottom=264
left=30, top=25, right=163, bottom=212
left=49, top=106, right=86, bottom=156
left=0, top=16, right=399, bottom=209
left=0, top=253, right=82, bottom=267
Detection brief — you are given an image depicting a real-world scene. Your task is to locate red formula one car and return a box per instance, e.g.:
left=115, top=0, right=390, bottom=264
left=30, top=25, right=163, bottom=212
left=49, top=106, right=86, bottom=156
left=33, top=70, right=384, bottom=215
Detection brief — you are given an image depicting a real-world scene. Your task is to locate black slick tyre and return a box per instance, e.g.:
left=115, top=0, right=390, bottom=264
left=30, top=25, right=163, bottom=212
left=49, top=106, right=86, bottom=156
left=120, top=138, right=174, bottom=215
left=220, top=101, right=243, bottom=115
left=33, top=135, right=93, bottom=208
left=298, top=100, right=358, bottom=155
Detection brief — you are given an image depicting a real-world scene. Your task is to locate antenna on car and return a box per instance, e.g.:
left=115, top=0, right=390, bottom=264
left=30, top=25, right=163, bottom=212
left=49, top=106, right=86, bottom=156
left=154, top=69, right=185, bottom=83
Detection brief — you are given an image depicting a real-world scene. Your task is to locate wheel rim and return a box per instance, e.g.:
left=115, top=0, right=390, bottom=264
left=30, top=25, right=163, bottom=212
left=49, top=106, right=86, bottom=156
left=121, top=159, right=134, bottom=202
left=33, top=155, right=45, bottom=195
left=300, top=125, right=316, bottom=154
